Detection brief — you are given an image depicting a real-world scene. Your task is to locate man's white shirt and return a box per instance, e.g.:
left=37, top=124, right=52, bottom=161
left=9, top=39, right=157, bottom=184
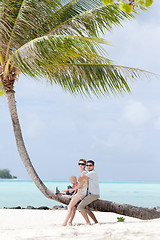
left=86, top=170, right=100, bottom=195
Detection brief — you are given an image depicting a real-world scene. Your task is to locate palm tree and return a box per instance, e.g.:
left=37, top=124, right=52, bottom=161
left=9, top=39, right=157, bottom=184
left=0, top=0, right=159, bottom=220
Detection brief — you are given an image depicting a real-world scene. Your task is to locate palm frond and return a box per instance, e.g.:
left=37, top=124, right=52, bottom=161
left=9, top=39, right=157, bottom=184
left=10, top=35, right=109, bottom=76
left=0, top=0, right=152, bottom=98
left=0, top=0, right=132, bottom=59
left=49, top=3, right=133, bottom=37
left=43, top=64, right=154, bottom=97
left=9, top=33, right=153, bottom=97
left=47, top=63, right=133, bottom=96
left=0, top=81, right=5, bottom=97
left=0, top=0, right=62, bottom=57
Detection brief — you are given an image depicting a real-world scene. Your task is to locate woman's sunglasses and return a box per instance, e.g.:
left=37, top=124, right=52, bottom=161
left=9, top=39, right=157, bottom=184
left=78, top=163, right=86, bottom=166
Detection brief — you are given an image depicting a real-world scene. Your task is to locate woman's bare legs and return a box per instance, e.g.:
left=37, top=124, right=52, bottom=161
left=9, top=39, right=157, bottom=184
left=68, top=207, right=76, bottom=226
left=62, top=195, right=81, bottom=226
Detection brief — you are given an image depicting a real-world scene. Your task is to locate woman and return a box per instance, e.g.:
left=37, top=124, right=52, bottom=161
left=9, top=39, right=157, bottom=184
left=62, top=159, right=88, bottom=226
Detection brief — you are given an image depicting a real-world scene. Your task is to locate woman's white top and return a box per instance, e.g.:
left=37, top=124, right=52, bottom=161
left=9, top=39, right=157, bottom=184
left=76, top=170, right=88, bottom=199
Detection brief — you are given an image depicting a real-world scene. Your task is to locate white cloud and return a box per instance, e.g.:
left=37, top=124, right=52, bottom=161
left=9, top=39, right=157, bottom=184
left=121, top=100, right=150, bottom=126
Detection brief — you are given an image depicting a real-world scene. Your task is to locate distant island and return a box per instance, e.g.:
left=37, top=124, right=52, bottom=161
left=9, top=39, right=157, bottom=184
left=0, top=169, right=17, bottom=179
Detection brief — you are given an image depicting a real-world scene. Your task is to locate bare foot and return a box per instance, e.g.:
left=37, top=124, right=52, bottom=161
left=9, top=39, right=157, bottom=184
left=68, top=222, right=72, bottom=226
left=62, top=223, right=67, bottom=226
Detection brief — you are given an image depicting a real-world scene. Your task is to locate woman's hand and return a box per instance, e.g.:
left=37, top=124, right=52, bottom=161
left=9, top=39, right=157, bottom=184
left=69, top=189, right=73, bottom=193
left=78, top=175, right=88, bottom=182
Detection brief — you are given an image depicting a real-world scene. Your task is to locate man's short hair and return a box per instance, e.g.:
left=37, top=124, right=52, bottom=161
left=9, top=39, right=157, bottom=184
left=87, top=160, right=94, bottom=166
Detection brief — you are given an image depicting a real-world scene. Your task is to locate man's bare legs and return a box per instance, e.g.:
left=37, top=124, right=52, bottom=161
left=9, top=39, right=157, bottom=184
left=79, top=210, right=98, bottom=224
left=80, top=210, right=91, bottom=225
left=77, top=194, right=99, bottom=225
left=87, top=211, right=98, bottom=223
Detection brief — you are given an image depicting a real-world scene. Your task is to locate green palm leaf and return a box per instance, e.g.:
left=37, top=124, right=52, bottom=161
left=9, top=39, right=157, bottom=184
left=0, top=81, right=5, bottom=96
left=10, top=35, right=108, bottom=75
left=0, top=0, right=152, bottom=98
left=0, top=0, right=61, bottom=58
left=50, top=3, right=133, bottom=37
left=0, top=0, right=132, bottom=60
left=9, top=34, right=152, bottom=96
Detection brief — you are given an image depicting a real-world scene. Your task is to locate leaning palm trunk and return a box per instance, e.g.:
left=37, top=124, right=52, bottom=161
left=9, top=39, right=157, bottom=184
left=5, top=83, right=160, bottom=220
left=6, top=90, right=50, bottom=197
left=4, top=80, right=80, bottom=202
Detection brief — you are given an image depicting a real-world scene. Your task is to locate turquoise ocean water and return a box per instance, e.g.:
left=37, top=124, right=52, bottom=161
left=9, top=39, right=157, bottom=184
left=0, top=180, right=160, bottom=208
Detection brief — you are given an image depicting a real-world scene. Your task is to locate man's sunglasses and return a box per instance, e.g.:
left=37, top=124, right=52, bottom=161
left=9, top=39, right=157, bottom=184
left=86, top=164, right=93, bottom=167
left=78, top=163, right=86, bottom=166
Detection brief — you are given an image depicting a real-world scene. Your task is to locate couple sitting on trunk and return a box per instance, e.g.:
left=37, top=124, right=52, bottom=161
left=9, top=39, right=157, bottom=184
left=56, top=159, right=100, bottom=226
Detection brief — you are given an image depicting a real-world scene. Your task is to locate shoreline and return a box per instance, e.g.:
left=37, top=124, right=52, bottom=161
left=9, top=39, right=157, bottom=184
left=2, top=205, right=67, bottom=210
left=1, top=178, right=160, bottom=183
left=2, top=204, right=160, bottom=212
left=0, top=209, right=160, bottom=240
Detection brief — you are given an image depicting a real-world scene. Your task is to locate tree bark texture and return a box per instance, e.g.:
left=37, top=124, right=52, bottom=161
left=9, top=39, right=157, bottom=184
left=4, top=85, right=160, bottom=220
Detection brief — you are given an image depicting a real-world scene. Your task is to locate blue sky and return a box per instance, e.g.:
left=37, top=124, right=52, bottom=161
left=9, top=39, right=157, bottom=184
left=1, top=1, right=160, bottom=181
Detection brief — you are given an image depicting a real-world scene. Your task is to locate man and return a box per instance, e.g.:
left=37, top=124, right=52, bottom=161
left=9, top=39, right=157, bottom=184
left=77, top=160, right=100, bottom=225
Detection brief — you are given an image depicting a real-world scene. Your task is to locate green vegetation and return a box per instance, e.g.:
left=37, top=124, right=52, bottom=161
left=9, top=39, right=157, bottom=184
left=117, top=217, right=125, bottom=222
left=102, top=0, right=154, bottom=13
left=0, top=169, right=17, bottom=179
left=0, top=81, right=5, bottom=97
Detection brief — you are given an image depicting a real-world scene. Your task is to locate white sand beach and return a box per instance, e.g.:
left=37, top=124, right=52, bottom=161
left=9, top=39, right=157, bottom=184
left=0, top=209, right=160, bottom=240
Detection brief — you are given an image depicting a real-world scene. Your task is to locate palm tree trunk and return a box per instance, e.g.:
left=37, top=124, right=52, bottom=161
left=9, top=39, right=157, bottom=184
left=87, top=199, right=160, bottom=220
left=4, top=83, right=160, bottom=220
left=6, top=90, right=53, bottom=197
left=5, top=88, right=74, bottom=205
